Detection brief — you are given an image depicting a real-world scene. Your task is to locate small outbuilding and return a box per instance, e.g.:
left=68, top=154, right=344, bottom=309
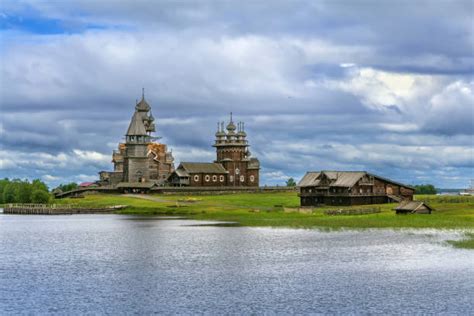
left=395, top=201, right=433, bottom=214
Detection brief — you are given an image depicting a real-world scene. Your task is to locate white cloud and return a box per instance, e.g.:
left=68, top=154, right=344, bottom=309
left=42, top=174, right=59, bottom=181
left=72, top=149, right=110, bottom=164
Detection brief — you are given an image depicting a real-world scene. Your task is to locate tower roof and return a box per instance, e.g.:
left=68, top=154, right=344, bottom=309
left=135, top=88, right=151, bottom=112
left=126, top=111, right=148, bottom=136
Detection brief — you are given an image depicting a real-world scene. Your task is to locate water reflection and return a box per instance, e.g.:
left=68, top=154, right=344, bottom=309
left=0, top=214, right=472, bottom=314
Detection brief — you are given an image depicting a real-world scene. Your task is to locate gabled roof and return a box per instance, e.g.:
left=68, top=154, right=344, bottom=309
left=297, top=170, right=413, bottom=189
left=175, top=169, right=189, bottom=177
left=297, top=172, right=321, bottom=187
left=180, top=162, right=228, bottom=174
left=126, top=111, right=147, bottom=136
left=395, top=201, right=433, bottom=211
left=328, top=171, right=366, bottom=187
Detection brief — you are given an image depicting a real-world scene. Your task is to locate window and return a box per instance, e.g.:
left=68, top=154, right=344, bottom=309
left=194, top=175, right=200, bottom=182
left=240, top=175, right=245, bottom=182
left=212, top=175, right=217, bottom=182
left=250, top=175, right=255, bottom=182
left=230, top=175, right=234, bottom=182
left=235, top=168, right=240, bottom=175
left=205, top=175, right=210, bottom=182
left=220, top=175, right=225, bottom=182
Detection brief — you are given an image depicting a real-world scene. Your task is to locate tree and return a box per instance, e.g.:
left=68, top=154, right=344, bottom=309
left=414, top=184, right=437, bottom=195
left=31, top=190, right=50, bottom=203
left=286, top=177, right=297, bottom=187
left=3, top=184, right=16, bottom=203
left=17, top=181, right=33, bottom=203
left=56, top=182, right=78, bottom=192
left=0, top=178, right=10, bottom=204
left=32, top=179, right=49, bottom=192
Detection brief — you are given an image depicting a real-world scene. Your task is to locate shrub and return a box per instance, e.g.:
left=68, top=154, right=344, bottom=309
left=31, top=190, right=51, bottom=204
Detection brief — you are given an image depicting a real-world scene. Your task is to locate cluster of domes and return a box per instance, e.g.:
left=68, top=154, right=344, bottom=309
left=215, top=113, right=248, bottom=144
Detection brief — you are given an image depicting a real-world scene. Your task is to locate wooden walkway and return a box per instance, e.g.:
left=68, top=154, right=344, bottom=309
left=3, top=204, right=125, bottom=215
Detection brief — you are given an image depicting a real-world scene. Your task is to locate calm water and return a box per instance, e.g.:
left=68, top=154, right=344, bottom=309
left=0, top=214, right=473, bottom=315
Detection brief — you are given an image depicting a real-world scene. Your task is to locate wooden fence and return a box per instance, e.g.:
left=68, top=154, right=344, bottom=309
left=3, top=204, right=123, bottom=215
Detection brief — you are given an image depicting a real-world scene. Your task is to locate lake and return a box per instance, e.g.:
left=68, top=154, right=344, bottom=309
left=0, top=214, right=473, bottom=314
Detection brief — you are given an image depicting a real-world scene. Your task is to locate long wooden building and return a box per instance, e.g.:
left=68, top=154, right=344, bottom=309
left=298, top=171, right=414, bottom=206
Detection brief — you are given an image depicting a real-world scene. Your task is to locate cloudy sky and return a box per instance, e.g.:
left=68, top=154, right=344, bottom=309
left=1, top=0, right=473, bottom=189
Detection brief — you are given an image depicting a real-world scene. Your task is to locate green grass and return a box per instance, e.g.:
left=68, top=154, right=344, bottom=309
left=55, top=192, right=474, bottom=230
left=447, top=233, right=474, bottom=249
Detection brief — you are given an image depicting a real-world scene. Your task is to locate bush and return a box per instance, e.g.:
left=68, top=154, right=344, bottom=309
left=31, top=190, right=51, bottom=203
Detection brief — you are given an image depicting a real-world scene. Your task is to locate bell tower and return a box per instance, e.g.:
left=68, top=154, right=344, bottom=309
left=213, top=113, right=259, bottom=186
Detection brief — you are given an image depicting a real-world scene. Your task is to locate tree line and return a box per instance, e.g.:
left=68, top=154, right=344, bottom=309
left=414, top=184, right=437, bottom=195
left=0, top=178, right=51, bottom=204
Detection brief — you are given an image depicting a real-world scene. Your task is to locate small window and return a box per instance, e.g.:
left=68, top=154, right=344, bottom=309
left=212, top=175, right=217, bottom=182
left=230, top=175, right=234, bottom=182
left=220, top=175, right=225, bottom=182
left=235, top=168, right=240, bottom=175
left=205, top=175, right=210, bottom=182
left=194, top=175, right=200, bottom=182
left=240, top=175, right=245, bottom=182
left=250, top=175, right=255, bottom=182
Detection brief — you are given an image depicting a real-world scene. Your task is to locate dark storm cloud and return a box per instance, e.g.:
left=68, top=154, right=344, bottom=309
left=1, top=0, right=473, bottom=188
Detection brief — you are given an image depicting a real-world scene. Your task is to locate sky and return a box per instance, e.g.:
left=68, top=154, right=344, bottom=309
left=0, top=0, right=473, bottom=189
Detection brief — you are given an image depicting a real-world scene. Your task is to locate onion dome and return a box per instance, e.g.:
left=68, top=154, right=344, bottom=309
left=136, top=88, right=151, bottom=112
left=237, top=122, right=247, bottom=137
left=226, top=121, right=236, bottom=132
left=149, top=111, right=155, bottom=122
left=226, top=112, right=236, bottom=133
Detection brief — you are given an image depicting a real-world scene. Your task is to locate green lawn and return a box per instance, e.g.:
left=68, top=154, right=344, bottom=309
left=55, top=192, right=474, bottom=230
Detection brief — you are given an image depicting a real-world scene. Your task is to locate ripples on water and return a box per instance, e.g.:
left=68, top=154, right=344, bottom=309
left=0, top=214, right=473, bottom=314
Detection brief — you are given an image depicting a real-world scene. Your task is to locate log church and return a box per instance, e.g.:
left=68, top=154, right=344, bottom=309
left=98, top=91, right=259, bottom=191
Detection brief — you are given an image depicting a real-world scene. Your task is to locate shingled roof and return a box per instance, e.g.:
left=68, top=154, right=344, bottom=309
left=126, top=111, right=147, bottom=136
left=298, top=171, right=413, bottom=189
left=395, top=201, right=433, bottom=212
left=297, top=172, right=321, bottom=187
left=180, top=162, right=228, bottom=174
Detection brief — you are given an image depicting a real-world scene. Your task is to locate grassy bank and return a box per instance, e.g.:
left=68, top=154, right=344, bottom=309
left=55, top=192, right=474, bottom=232
left=447, top=233, right=474, bottom=249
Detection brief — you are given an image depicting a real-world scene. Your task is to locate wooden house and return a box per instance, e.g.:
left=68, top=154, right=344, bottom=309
left=298, top=171, right=414, bottom=206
